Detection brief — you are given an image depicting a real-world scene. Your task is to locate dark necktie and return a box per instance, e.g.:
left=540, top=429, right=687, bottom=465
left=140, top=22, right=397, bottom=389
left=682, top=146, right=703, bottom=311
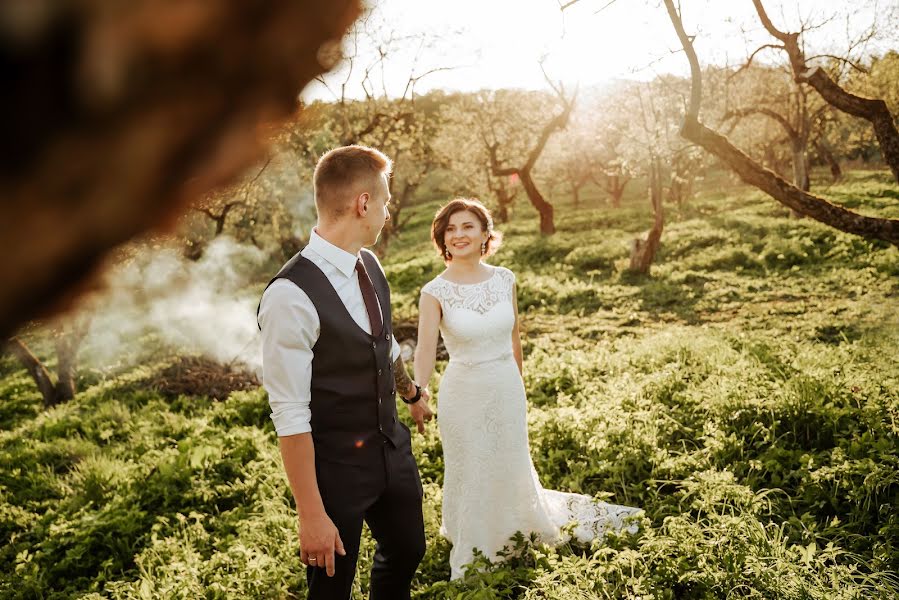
left=355, top=258, right=383, bottom=337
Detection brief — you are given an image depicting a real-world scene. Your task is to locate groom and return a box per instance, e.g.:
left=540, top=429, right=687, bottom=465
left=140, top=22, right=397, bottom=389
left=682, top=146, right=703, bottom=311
left=258, top=145, right=434, bottom=599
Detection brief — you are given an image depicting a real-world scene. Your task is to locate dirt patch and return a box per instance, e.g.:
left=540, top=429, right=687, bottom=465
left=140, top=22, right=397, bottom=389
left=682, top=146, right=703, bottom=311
left=149, top=356, right=259, bottom=401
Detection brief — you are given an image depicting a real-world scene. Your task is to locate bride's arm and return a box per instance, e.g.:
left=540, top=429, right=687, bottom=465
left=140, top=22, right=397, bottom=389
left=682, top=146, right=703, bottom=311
left=413, top=292, right=441, bottom=389
left=512, top=282, right=524, bottom=375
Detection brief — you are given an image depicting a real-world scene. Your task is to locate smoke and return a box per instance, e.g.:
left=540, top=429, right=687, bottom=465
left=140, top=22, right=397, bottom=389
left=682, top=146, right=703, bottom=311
left=71, top=149, right=317, bottom=378
left=81, top=236, right=267, bottom=374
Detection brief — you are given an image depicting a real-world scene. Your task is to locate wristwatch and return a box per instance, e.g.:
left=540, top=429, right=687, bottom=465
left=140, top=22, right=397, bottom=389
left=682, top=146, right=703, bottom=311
left=401, top=383, right=422, bottom=405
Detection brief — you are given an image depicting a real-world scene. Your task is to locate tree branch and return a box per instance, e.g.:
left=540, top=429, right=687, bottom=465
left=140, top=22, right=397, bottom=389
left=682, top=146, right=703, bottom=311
left=487, top=143, right=520, bottom=177
left=728, top=44, right=785, bottom=80
left=751, top=0, right=899, bottom=182
left=664, top=0, right=899, bottom=246
left=806, top=53, right=870, bottom=74
left=724, top=107, right=799, bottom=140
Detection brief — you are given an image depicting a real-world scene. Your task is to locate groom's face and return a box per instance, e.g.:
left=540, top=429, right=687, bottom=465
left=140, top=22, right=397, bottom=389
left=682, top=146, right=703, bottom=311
left=361, top=173, right=391, bottom=245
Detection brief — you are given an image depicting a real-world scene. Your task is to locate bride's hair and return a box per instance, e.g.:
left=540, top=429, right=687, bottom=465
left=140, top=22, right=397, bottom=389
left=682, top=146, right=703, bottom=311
left=431, top=198, right=502, bottom=262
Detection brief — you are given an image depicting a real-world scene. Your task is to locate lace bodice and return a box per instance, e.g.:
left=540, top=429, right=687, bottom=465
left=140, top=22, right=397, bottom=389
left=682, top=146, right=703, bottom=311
left=421, top=266, right=516, bottom=365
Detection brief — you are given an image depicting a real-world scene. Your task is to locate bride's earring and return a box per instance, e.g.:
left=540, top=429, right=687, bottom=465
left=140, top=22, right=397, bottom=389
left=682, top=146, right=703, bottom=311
left=445, top=248, right=452, bottom=259
left=480, top=241, right=487, bottom=255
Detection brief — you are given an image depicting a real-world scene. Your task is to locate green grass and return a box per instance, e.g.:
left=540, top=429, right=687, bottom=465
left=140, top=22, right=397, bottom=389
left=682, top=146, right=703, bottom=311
left=1, top=170, right=898, bottom=598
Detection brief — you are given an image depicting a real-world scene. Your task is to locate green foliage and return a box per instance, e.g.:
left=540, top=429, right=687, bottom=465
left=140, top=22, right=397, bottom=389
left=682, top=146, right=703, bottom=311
left=2, top=170, right=898, bottom=598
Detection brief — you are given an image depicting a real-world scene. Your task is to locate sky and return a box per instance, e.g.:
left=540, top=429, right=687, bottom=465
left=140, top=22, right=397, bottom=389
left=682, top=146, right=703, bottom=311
left=303, top=0, right=896, bottom=101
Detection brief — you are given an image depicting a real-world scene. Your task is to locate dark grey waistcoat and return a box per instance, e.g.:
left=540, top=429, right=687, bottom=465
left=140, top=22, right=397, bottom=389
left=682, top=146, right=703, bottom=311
left=259, top=248, right=409, bottom=465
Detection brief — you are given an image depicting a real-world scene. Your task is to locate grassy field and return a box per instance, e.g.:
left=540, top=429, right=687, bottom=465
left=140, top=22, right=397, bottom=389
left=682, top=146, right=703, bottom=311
left=1, top=170, right=898, bottom=598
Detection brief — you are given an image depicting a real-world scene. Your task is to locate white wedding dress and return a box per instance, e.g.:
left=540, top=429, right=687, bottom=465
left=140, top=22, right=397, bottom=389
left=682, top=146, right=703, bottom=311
left=421, top=265, right=641, bottom=580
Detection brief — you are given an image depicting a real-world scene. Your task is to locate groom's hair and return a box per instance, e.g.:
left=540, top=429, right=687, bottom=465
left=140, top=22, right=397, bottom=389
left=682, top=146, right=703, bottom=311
left=313, top=145, right=392, bottom=219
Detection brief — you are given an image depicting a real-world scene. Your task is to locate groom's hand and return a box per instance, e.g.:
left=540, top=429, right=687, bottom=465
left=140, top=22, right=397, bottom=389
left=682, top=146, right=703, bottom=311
left=298, top=512, right=346, bottom=577
left=409, top=391, right=434, bottom=434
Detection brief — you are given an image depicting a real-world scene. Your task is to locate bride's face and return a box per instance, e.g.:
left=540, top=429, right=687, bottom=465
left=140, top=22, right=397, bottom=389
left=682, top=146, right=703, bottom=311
left=445, top=210, right=488, bottom=260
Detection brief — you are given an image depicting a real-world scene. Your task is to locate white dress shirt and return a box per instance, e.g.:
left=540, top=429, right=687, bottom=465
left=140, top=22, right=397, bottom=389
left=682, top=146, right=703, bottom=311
left=258, top=229, right=401, bottom=437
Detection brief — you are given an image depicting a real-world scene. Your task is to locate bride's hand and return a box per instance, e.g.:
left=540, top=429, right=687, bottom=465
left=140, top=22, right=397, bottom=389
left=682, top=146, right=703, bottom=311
left=409, top=393, right=434, bottom=434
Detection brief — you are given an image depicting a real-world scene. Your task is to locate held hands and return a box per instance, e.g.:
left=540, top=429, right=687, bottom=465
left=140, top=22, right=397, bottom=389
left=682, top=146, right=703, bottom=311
left=298, top=512, right=345, bottom=577
left=408, top=386, right=434, bottom=433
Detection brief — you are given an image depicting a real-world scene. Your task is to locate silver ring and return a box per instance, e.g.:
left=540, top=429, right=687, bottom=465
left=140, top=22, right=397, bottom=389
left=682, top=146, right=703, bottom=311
left=309, top=558, right=317, bottom=562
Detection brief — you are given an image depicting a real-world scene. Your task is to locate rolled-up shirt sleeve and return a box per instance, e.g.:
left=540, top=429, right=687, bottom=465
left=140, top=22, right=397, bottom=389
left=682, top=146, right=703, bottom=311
left=258, top=279, right=319, bottom=437
left=391, top=335, right=401, bottom=362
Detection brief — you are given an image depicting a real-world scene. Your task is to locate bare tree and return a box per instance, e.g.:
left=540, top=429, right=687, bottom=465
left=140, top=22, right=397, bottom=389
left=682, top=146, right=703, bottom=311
left=629, top=156, right=664, bottom=274
left=807, top=103, right=847, bottom=182
left=750, top=0, right=899, bottom=183
left=291, top=11, right=453, bottom=252
left=6, top=318, right=90, bottom=408
left=725, top=80, right=816, bottom=193
left=376, top=118, right=445, bottom=253
left=556, top=154, right=594, bottom=207
left=662, top=0, right=899, bottom=246
left=595, top=159, right=633, bottom=208
left=488, top=74, right=576, bottom=235
left=666, top=146, right=705, bottom=207
left=185, top=157, right=274, bottom=258
left=628, top=88, right=665, bottom=273
left=485, top=169, right=520, bottom=223
left=542, top=108, right=600, bottom=207
left=592, top=118, right=634, bottom=207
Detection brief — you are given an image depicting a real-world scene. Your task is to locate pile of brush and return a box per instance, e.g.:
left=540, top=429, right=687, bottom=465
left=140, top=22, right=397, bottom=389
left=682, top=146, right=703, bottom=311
left=149, top=356, right=259, bottom=401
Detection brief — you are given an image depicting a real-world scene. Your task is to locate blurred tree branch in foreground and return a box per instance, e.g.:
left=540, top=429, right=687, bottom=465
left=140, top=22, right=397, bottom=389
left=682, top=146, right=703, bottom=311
left=0, top=0, right=362, bottom=340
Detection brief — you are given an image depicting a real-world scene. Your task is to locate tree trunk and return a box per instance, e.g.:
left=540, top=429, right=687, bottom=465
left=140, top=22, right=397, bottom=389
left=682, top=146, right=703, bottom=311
left=7, top=337, right=57, bottom=407
left=666, top=176, right=693, bottom=207
left=7, top=320, right=88, bottom=407
left=608, top=175, right=624, bottom=208
left=763, top=144, right=786, bottom=178
left=667, top=182, right=681, bottom=206
left=790, top=140, right=810, bottom=193
left=520, top=169, right=555, bottom=235
left=790, top=141, right=809, bottom=218
left=816, top=141, right=843, bottom=182
left=571, top=174, right=589, bottom=206
left=53, top=334, right=79, bottom=405
left=629, top=158, right=664, bottom=274
left=214, top=216, right=226, bottom=237
left=496, top=202, right=509, bottom=223
left=495, top=188, right=514, bottom=223
left=376, top=181, right=417, bottom=255
left=375, top=221, right=394, bottom=256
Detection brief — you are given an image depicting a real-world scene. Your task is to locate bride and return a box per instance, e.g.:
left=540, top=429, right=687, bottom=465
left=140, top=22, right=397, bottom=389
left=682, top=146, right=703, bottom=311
left=413, top=198, right=641, bottom=580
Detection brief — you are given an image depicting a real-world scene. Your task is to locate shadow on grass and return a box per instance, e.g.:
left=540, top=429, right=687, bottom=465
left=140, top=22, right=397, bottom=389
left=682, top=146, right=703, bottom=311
left=620, top=270, right=707, bottom=323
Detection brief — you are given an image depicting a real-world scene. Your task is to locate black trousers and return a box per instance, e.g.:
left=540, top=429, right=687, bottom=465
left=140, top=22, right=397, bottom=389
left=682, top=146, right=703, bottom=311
left=306, top=438, right=426, bottom=600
